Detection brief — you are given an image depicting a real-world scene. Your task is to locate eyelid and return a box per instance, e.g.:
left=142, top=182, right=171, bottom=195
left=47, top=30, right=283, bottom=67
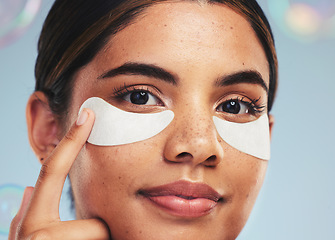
left=215, top=95, right=266, bottom=123
left=111, top=84, right=165, bottom=107
left=216, top=94, right=265, bottom=110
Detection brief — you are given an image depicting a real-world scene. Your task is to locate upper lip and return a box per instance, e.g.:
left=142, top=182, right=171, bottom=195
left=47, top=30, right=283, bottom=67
left=138, top=180, right=222, bottom=202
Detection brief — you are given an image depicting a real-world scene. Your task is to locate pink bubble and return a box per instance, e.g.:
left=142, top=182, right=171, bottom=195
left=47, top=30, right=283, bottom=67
left=268, top=0, right=335, bottom=42
left=0, top=0, right=42, bottom=48
left=0, top=184, right=24, bottom=235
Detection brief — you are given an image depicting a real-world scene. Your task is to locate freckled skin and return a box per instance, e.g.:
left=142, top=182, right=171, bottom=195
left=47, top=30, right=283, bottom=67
left=65, top=2, right=270, bottom=240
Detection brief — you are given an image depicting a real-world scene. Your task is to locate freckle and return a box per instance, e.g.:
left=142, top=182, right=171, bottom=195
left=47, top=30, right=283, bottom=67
left=230, top=26, right=233, bottom=30
left=118, top=176, right=122, bottom=180
left=242, top=62, right=245, bottom=65
left=164, top=24, right=167, bottom=27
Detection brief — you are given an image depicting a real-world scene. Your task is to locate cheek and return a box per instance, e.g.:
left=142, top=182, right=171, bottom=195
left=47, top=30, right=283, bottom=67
left=224, top=149, right=268, bottom=220
left=69, top=140, right=163, bottom=218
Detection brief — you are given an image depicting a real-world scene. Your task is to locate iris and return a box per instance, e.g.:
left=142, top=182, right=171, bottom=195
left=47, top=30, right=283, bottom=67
left=130, top=91, right=149, bottom=105
left=221, top=100, right=241, bottom=114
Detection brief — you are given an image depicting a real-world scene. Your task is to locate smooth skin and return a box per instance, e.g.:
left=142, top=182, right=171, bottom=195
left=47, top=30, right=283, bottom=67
left=11, top=2, right=274, bottom=240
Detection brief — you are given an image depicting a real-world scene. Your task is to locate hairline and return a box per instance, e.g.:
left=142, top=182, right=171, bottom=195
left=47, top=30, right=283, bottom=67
left=37, top=0, right=277, bottom=122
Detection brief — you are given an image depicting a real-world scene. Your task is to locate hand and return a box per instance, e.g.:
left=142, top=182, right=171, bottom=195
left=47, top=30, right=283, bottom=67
left=9, top=109, right=110, bottom=240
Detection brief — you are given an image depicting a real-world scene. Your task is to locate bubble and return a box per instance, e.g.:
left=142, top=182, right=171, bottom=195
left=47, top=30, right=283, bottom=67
left=0, top=184, right=24, bottom=235
left=267, top=0, right=335, bottom=42
left=0, top=0, right=42, bottom=48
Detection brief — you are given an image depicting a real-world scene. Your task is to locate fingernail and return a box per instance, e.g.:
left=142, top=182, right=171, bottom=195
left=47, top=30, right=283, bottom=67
left=17, top=187, right=34, bottom=217
left=77, top=109, right=88, bottom=126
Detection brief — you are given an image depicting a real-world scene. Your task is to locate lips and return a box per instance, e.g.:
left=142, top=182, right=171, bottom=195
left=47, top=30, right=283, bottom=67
left=138, top=180, right=222, bottom=218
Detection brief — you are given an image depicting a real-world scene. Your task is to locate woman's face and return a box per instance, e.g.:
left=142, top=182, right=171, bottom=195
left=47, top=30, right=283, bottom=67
left=66, top=2, right=270, bottom=240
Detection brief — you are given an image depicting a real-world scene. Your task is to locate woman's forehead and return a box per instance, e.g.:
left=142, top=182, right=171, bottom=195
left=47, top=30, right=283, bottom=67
left=92, top=1, right=269, bottom=86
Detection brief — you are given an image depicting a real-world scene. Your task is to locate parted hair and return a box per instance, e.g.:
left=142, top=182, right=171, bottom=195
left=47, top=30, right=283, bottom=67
left=35, top=0, right=277, bottom=120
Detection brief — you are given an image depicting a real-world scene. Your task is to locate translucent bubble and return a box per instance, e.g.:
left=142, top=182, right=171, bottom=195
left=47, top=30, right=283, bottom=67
left=0, top=0, right=42, bottom=48
left=0, top=184, right=24, bottom=235
left=268, top=0, right=335, bottom=42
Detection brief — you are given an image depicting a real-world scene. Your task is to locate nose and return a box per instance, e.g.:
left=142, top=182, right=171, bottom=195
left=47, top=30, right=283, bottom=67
left=163, top=109, right=224, bottom=167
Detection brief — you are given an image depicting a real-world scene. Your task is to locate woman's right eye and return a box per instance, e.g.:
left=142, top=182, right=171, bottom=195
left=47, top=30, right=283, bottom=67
left=123, top=90, right=161, bottom=106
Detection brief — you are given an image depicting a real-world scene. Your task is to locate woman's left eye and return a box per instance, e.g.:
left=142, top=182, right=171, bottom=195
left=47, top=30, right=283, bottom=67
left=217, top=99, right=252, bottom=115
left=123, top=90, right=160, bottom=105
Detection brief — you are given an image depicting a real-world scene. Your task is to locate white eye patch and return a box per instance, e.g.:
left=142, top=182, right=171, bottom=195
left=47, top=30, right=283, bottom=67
left=79, top=97, right=174, bottom=146
left=213, top=115, right=270, bottom=160
left=80, top=97, right=270, bottom=160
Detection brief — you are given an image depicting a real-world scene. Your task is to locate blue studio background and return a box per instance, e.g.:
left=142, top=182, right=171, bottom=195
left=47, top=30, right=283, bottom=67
left=1, top=0, right=334, bottom=239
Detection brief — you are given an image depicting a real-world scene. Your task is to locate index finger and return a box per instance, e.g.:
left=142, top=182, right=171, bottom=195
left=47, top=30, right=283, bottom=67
left=26, top=108, right=95, bottom=221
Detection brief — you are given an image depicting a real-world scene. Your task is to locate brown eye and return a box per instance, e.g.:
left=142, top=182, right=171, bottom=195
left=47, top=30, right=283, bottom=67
left=124, top=90, right=160, bottom=105
left=129, top=91, right=149, bottom=104
left=218, top=99, right=249, bottom=114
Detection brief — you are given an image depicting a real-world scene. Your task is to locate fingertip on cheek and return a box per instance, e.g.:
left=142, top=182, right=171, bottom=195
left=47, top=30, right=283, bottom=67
left=77, top=109, right=89, bottom=126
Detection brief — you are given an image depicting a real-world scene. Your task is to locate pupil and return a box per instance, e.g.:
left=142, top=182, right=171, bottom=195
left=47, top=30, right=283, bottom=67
left=130, top=91, right=148, bottom=105
left=223, top=100, right=240, bottom=114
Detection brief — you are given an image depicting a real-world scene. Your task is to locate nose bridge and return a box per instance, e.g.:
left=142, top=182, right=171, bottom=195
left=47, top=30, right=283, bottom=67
left=163, top=101, right=224, bottom=166
left=177, top=107, right=213, bottom=143
left=175, top=88, right=213, bottom=135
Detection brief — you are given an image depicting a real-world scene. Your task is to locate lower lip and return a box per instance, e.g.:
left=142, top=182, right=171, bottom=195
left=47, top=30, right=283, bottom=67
left=146, top=195, right=218, bottom=218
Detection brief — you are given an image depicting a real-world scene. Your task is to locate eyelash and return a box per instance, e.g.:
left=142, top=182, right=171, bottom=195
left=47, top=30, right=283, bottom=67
left=111, top=84, right=266, bottom=115
left=111, top=84, right=163, bottom=105
left=218, top=96, right=266, bottom=115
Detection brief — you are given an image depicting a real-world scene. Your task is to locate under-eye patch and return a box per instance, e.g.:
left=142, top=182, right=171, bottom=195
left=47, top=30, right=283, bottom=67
left=79, top=97, right=174, bottom=146
left=213, top=115, right=270, bottom=160
left=79, top=97, right=270, bottom=160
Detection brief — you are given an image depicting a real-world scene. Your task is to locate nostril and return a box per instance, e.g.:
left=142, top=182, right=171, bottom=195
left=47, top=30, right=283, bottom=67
left=204, top=155, right=217, bottom=167
left=177, top=152, right=193, bottom=159
left=164, top=152, right=193, bottom=164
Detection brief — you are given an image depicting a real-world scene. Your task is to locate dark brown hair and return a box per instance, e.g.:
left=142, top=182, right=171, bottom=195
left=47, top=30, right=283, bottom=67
left=35, top=0, right=277, bottom=119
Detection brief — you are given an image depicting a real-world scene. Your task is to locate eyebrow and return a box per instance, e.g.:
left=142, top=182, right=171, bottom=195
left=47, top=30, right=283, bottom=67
left=98, top=62, right=178, bottom=85
left=99, top=62, right=268, bottom=93
left=215, top=71, right=269, bottom=93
